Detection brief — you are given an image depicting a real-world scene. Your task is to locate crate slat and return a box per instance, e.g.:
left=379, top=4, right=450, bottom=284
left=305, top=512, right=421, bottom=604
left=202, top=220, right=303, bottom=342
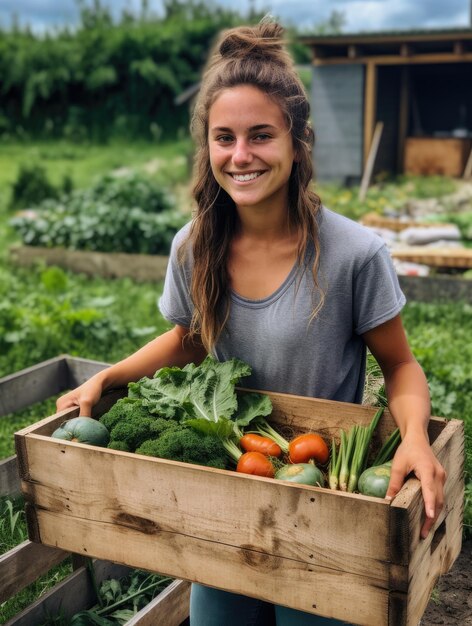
left=0, top=540, right=69, bottom=604
left=0, top=356, right=68, bottom=417
left=126, top=579, right=190, bottom=626
left=4, top=560, right=129, bottom=626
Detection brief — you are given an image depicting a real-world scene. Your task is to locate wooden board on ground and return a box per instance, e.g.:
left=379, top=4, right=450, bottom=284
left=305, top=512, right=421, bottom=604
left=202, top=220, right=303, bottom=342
left=9, top=245, right=169, bottom=283
left=391, top=246, right=472, bottom=268
left=15, top=390, right=464, bottom=626
left=360, top=212, right=456, bottom=233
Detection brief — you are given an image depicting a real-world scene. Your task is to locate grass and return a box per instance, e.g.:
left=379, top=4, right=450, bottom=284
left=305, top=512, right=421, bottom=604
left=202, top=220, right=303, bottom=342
left=0, top=138, right=193, bottom=193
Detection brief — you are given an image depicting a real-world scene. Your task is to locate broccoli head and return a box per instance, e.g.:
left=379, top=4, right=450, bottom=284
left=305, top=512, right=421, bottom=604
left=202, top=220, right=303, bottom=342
left=108, top=440, right=131, bottom=452
left=136, top=426, right=228, bottom=469
left=99, top=397, right=149, bottom=431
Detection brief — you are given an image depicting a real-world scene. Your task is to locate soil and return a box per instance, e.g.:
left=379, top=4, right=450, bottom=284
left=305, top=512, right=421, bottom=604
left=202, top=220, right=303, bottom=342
left=421, top=538, right=472, bottom=625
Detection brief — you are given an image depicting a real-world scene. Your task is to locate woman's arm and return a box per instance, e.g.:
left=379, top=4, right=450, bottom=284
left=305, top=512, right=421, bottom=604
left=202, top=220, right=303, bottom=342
left=56, top=325, right=207, bottom=416
left=362, top=314, right=446, bottom=539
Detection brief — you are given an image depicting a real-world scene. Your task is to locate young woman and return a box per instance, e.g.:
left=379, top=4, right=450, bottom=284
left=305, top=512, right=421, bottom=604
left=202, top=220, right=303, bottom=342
left=57, top=21, right=445, bottom=626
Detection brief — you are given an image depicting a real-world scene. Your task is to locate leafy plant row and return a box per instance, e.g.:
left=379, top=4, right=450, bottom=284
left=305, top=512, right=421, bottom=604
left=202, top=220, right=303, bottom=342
left=10, top=171, right=188, bottom=254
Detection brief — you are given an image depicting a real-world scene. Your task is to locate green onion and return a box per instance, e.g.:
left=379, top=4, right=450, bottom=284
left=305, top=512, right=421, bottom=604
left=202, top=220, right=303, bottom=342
left=346, top=408, right=384, bottom=492
left=372, top=427, right=401, bottom=466
left=328, top=437, right=342, bottom=490
left=339, top=425, right=357, bottom=491
left=251, top=417, right=289, bottom=454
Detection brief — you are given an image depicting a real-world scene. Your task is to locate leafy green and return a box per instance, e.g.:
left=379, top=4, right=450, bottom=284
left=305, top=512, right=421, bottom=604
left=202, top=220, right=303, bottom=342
left=129, top=356, right=272, bottom=437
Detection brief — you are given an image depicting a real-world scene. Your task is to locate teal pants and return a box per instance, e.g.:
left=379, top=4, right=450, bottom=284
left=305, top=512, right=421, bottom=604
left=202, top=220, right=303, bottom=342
left=190, top=584, right=352, bottom=626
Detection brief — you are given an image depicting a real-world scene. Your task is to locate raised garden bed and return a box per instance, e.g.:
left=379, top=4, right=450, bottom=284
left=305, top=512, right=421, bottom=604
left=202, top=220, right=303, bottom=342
left=9, top=245, right=168, bottom=282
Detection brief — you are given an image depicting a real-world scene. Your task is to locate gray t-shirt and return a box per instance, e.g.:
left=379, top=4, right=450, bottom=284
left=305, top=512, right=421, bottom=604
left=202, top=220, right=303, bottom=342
left=159, top=207, right=405, bottom=404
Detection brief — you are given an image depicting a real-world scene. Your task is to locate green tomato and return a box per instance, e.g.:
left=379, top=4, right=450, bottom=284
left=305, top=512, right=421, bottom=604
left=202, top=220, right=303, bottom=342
left=358, top=463, right=391, bottom=498
left=275, top=463, right=325, bottom=487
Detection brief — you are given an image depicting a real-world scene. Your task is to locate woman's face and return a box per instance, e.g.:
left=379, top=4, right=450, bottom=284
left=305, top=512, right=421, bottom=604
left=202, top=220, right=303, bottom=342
left=208, top=84, right=296, bottom=214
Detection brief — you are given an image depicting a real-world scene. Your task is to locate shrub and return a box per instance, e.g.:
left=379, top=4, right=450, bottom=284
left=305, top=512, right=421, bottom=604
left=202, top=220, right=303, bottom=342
left=9, top=163, right=59, bottom=209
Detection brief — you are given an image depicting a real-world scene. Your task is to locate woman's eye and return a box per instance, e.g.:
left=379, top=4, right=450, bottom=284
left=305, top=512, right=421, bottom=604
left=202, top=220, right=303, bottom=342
left=216, top=135, right=233, bottom=143
left=253, top=133, right=271, bottom=141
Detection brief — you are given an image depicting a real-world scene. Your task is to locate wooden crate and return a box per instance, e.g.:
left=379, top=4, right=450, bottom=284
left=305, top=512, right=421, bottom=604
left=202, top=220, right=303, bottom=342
left=15, top=390, right=464, bottom=626
left=404, top=137, right=472, bottom=177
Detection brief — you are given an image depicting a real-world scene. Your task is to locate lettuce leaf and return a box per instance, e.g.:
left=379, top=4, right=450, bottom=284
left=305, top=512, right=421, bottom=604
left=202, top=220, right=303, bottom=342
left=128, top=356, right=270, bottom=432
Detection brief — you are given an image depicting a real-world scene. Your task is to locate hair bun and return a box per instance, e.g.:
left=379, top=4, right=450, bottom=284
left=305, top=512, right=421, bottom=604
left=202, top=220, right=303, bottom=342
left=219, top=21, right=285, bottom=60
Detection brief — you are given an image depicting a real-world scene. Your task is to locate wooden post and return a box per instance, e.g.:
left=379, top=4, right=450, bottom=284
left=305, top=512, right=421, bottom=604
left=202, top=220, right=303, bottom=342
left=363, top=61, right=378, bottom=166
left=397, top=67, right=410, bottom=174
left=359, top=121, right=384, bottom=201
left=463, top=145, right=472, bottom=179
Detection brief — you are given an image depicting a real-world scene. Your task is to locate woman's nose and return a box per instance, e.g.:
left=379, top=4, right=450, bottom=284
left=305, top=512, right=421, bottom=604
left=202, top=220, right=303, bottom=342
left=232, top=140, right=253, bottom=166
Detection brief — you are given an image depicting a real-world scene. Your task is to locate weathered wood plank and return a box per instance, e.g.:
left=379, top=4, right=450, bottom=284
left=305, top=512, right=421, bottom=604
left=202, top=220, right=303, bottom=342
left=9, top=245, right=169, bottom=283
left=3, top=560, right=130, bottom=626
left=33, top=510, right=390, bottom=626
left=0, top=455, right=20, bottom=497
left=21, top=435, right=394, bottom=580
left=390, top=419, right=464, bottom=626
left=65, top=356, right=109, bottom=389
left=126, top=579, right=190, bottom=626
left=0, top=356, right=68, bottom=417
left=0, top=540, right=69, bottom=603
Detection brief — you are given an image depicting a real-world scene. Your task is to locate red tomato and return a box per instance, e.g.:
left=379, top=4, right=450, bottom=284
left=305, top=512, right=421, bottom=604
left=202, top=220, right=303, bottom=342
left=236, top=451, right=275, bottom=478
left=288, top=433, right=329, bottom=465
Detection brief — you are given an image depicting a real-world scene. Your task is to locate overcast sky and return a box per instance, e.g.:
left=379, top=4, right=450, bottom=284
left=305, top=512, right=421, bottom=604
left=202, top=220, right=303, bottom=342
left=0, top=0, right=470, bottom=34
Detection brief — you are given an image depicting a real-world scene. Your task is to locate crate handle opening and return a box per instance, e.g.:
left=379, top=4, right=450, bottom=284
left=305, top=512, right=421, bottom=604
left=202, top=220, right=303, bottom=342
left=430, top=519, right=446, bottom=555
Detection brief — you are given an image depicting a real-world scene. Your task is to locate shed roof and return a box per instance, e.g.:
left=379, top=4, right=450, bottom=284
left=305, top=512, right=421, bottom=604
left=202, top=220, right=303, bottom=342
left=301, top=27, right=472, bottom=64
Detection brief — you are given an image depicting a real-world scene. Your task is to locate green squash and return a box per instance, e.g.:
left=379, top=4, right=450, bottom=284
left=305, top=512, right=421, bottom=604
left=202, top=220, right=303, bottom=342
left=52, top=417, right=110, bottom=447
left=275, top=463, right=325, bottom=487
left=358, top=463, right=391, bottom=498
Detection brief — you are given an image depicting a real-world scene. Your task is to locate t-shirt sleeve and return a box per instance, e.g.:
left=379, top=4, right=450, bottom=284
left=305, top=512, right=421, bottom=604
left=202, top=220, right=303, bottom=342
left=158, top=227, right=194, bottom=328
left=353, top=244, right=406, bottom=335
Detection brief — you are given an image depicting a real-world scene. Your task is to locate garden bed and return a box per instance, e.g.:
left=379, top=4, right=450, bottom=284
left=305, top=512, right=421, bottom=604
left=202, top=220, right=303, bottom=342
left=9, top=245, right=168, bottom=282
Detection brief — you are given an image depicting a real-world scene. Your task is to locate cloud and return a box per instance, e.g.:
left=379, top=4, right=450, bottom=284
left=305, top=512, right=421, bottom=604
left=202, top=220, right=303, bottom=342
left=0, top=0, right=470, bottom=33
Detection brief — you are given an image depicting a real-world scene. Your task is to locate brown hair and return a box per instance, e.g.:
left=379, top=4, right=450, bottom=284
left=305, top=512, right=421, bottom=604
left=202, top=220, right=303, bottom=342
left=185, top=20, right=322, bottom=352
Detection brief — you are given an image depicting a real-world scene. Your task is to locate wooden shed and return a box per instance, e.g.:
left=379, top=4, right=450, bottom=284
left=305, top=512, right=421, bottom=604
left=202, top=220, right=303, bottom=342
left=301, top=29, right=472, bottom=183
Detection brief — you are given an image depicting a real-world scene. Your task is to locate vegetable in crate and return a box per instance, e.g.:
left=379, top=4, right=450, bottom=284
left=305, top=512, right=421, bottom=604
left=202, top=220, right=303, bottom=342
left=236, top=451, right=276, bottom=477
left=358, top=462, right=392, bottom=498
left=328, top=408, right=384, bottom=492
left=100, top=356, right=273, bottom=473
left=252, top=417, right=328, bottom=464
left=51, top=417, right=110, bottom=447
left=136, top=425, right=229, bottom=469
left=239, top=433, right=282, bottom=457
left=275, top=463, right=325, bottom=487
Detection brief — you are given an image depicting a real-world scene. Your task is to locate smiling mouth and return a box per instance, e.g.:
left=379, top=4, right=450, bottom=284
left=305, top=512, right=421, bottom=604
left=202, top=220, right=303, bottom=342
left=229, top=172, right=264, bottom=182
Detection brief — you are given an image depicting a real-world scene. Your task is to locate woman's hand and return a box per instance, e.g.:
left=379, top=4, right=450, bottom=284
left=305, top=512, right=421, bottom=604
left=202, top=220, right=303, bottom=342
left=56, top=375, right=105, bottom=417
left=385, top=434, right=446, bottom=539
left=363, top=315, right=446, bottom=540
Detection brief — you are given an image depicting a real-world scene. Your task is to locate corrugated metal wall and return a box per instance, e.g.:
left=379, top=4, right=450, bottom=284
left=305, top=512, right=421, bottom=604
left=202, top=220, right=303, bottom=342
left=311, top=64, right=364, bottom=183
